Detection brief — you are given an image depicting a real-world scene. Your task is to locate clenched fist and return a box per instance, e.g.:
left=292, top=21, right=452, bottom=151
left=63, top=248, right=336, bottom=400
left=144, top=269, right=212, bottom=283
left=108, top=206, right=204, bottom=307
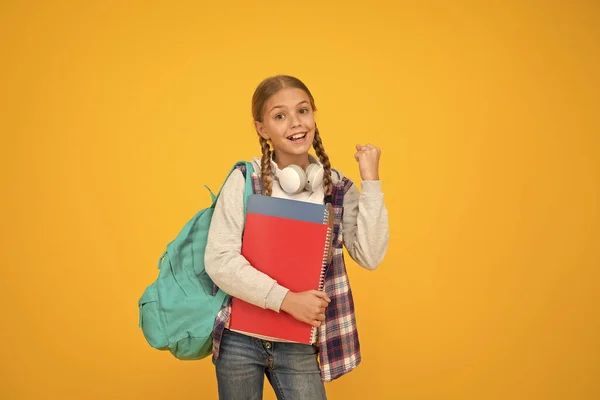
left=280, top=290, right=331, bottom=328
left=354, top=144, right=381, bottom=181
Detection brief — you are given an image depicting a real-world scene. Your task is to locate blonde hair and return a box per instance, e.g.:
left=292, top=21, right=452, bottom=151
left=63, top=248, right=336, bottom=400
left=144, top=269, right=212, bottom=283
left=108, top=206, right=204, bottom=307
left=252, top=75, right=332, bottom=199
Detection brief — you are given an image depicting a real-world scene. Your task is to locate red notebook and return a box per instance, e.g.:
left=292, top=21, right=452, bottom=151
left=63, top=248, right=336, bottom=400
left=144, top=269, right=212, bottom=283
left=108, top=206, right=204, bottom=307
left=229, top=194, right=332, bottom=344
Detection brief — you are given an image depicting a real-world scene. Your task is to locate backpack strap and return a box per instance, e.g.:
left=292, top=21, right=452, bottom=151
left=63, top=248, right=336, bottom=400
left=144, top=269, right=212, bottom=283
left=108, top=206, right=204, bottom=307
left=205, top=161, right=255, bottom=213
left=210, top=161, right=254, bottom=297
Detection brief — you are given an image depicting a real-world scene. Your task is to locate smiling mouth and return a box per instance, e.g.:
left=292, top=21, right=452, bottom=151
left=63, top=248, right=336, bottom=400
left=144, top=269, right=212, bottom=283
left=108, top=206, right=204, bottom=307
left=288, top=132, right=307, bottom=142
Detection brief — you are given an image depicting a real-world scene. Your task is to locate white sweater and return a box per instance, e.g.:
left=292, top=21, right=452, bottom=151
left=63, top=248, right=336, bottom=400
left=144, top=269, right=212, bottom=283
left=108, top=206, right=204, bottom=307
left=204, top=155, right=390, bottom=313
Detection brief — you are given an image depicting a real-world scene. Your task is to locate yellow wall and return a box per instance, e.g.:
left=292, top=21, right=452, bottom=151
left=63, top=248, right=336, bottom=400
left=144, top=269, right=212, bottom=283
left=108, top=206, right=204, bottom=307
left=1, top=1, right=598, bottom=399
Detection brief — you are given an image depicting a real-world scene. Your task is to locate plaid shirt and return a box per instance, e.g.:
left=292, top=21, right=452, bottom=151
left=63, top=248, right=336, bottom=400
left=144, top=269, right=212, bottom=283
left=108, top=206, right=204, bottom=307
left=211, top=165, right=361, bottom=382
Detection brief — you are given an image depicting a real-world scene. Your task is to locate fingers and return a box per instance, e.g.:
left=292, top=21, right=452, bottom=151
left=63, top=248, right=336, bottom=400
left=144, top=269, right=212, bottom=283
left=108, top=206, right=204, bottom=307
left=311, top=290, right=331, bottom=303
left=355, top=144, right=380, bottom=156
left=296, top=291, right=331, bottom=328
left=356, top=143, right=381, bottom=152
left=311, top=308, right=326, bottom=319
left=308, top=313, right=326, bottom=327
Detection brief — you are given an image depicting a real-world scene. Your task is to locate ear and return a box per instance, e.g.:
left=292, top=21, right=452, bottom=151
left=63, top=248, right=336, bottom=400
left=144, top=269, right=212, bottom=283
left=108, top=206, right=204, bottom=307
left=255, top=121, right=269, bottom=140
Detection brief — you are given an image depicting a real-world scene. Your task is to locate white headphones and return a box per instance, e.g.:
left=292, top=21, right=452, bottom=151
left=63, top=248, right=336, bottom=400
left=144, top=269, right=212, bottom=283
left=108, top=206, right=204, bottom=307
left=275, top=163, right=324, bottom=195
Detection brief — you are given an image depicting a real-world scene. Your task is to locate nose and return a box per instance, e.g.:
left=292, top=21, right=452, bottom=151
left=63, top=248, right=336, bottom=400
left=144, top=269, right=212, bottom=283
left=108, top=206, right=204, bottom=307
left=290, top=111, right=302, bottom=128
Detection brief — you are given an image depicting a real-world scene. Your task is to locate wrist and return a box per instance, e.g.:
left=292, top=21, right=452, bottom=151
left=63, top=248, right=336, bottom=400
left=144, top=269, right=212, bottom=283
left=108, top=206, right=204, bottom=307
left=280, top=291, right=295, bottom=313
left=361, top=173, right=379, bottom=181
left=267, top=284, right=290, bottom=312
left=361, top=180, right=383, bottom=193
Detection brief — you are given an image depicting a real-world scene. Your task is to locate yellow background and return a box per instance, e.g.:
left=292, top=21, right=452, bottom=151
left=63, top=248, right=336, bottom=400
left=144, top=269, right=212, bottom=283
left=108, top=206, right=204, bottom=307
left=1, top=1, right=599, bottom=399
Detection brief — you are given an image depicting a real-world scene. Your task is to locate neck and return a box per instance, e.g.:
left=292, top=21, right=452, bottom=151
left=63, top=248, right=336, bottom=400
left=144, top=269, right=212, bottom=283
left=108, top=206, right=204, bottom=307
left=273, top=151, right=310, bottom=170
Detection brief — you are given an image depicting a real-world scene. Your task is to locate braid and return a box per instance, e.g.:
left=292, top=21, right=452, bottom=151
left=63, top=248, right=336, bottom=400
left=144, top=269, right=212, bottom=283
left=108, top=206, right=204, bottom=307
left=259, top=137, right=274, bottom=196
left=312, top=126, right=333, bottom=198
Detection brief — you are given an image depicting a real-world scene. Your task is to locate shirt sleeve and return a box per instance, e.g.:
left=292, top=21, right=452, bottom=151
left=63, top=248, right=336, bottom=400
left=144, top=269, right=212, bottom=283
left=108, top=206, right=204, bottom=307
left=342, top=180, right=390, bottom=270
left=204, top=169, right=289, bottom=312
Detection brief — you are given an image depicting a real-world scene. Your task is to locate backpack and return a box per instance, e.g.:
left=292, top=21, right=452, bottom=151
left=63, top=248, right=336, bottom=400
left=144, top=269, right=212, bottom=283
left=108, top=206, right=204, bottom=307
left=138, top=161, right=255, bottom=360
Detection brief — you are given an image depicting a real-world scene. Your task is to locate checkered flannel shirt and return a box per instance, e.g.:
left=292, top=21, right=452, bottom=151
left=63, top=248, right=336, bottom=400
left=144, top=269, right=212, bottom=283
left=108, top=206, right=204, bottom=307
left=211, top=164, right=361, bottom=382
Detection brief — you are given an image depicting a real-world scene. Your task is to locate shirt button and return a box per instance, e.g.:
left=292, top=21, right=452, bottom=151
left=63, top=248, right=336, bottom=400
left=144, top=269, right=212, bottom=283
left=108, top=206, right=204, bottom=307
left=265, top=342, right=271, bottom=348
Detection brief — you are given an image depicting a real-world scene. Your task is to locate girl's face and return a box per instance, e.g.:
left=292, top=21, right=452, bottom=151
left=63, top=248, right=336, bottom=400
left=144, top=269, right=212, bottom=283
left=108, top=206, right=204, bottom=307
left=255, top=87, right=316, bottom=164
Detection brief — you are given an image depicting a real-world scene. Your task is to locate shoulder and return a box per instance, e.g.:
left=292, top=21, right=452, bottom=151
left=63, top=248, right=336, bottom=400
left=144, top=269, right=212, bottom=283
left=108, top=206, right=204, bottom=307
left=331, top=168, right=342, bottom=183
left=331, top=167, right=354, bottom=188
left=250, top=157, right=263, bottom=177
left=221, top=166, right=246, bottom=193
left=331, top=168, right=346, bottom=183
left=330, top=168, right=357, bottom=208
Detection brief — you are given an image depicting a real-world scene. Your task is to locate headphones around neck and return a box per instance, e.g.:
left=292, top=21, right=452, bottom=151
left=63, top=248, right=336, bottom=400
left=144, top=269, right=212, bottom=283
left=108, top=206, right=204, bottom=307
left=275, top=163, right=324, bottom=195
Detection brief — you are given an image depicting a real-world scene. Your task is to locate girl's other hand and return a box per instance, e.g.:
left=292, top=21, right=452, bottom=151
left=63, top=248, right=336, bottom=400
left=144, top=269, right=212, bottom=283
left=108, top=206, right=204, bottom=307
left=280, top=290, right=331, bottom=327
left=354, top=143, right=381, bottom=181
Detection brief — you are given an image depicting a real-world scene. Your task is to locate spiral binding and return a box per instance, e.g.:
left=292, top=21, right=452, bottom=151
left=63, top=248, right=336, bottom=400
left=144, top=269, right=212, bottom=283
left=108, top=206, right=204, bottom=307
left=310, top=206, right=333, bottom=344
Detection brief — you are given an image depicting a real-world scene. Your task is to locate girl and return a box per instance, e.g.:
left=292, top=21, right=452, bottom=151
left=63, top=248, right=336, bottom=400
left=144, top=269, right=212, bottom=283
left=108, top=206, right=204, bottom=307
left=205, top=75, right=389, bottom=400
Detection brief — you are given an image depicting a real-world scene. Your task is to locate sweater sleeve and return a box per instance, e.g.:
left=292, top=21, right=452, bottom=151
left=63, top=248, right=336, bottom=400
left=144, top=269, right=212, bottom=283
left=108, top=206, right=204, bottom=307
left=204, top=169, right=289, bottom=312
left=342, top=180, right=390, bottom=270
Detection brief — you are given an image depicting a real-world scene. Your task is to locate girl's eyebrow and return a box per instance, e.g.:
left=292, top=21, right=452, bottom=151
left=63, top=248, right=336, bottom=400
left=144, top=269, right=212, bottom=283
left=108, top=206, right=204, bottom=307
left=269, top=100, right=309, bottom=113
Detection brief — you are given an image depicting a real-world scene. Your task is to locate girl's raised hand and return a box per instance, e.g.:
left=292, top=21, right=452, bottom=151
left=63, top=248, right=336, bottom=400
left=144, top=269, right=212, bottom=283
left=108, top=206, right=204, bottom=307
left=280, top=290, right=331, bottom=327
left=354, top=143, right=381, bottom=181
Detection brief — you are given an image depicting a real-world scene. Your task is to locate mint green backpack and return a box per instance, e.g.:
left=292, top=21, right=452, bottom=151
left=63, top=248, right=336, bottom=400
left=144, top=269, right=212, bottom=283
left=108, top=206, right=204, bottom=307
left=138, top=161, right=254, bottom=360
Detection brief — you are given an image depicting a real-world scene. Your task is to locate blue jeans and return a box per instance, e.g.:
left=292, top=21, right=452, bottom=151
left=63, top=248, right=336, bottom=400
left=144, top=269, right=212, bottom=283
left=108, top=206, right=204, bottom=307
left=213, top=329, right=327, bottom=399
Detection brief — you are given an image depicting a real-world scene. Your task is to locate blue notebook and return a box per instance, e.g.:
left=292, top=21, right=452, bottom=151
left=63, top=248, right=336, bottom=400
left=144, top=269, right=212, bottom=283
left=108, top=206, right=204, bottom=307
left=246, top=194, right=329, bottom=224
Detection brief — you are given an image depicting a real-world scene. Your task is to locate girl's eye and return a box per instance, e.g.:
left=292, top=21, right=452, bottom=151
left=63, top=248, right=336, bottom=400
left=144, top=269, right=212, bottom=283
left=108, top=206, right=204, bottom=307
left=299, top=108, right=309, bottom=114
left=274, top=113, right=284, bottom=120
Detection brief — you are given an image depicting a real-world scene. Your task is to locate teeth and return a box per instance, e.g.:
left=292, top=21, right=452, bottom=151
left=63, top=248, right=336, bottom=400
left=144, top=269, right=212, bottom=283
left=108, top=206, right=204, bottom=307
left=290, top=133, right=305, bottom=140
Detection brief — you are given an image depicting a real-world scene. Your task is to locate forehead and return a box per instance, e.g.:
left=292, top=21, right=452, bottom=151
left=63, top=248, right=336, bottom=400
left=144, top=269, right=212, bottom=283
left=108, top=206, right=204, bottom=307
left=265, top=87, right=310, bottom=109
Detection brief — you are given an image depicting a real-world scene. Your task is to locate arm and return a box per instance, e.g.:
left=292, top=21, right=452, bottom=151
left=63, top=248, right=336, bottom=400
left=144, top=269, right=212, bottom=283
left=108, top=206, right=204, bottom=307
left=204, top=169, right=289, bottom=312
left=342, top=180, right=390, bottom=270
